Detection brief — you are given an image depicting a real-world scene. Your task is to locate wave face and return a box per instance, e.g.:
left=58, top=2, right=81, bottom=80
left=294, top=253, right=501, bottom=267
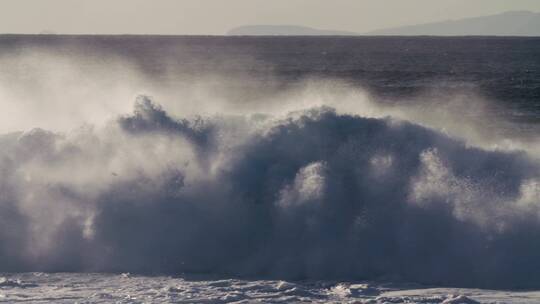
left=0, top=96, right=538, bottom=289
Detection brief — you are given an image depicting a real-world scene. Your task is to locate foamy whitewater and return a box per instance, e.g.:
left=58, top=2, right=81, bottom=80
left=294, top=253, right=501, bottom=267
left=1, top=36, right=539, bottom=303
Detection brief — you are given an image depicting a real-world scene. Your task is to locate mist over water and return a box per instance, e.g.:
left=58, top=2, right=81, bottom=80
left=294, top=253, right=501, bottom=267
left=0, top=36, right=539, bottom=289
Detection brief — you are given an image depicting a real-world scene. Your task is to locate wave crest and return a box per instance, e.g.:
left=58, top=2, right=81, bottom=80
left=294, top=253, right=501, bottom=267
left=0, top=97, right=539, bottom=288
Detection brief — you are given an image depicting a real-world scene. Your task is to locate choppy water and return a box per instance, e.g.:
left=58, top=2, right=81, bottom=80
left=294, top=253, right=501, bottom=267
left=4, top=272, right=540, bottom=303
left=0, top=36, right=539, bottom=302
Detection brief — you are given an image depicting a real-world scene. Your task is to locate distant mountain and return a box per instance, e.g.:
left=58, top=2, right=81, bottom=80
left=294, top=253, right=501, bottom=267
left=227, top=25, right=357, bottom=36
left=229, top=11, right=540, bottom=37
left=367, top=11, right=540, bottom=36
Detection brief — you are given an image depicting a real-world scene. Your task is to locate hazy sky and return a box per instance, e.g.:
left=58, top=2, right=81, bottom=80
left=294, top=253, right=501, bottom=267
left=1, top=0, right=539, bottom=35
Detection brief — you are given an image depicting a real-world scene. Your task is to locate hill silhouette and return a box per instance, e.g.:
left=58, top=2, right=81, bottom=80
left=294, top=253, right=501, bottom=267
left=368, top=11, right=540, bottom=36
left=228, top=11, right=540, bottom=36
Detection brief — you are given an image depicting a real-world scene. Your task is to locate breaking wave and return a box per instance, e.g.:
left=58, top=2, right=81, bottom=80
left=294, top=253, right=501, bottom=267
left=1, top=95, right=540, bottom=289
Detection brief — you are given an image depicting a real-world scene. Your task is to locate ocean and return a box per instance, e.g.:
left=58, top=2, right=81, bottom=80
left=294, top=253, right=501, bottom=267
left=0, top=35, right=539, bottom=303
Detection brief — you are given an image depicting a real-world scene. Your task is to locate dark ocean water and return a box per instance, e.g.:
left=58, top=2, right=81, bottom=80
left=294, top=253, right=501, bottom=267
left=2, top=35, right=539, bottom=142
left=1, top=36, right=540, bottom=300
left=1, top=35, right=539, bottom=113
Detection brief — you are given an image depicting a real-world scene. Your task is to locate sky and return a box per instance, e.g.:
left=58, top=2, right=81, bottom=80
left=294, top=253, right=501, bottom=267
left=1, top=0, right=539, bottom=35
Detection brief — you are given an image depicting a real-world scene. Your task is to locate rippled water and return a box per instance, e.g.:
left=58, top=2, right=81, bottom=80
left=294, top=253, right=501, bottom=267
left=4, top=273, right=540, bottom=303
